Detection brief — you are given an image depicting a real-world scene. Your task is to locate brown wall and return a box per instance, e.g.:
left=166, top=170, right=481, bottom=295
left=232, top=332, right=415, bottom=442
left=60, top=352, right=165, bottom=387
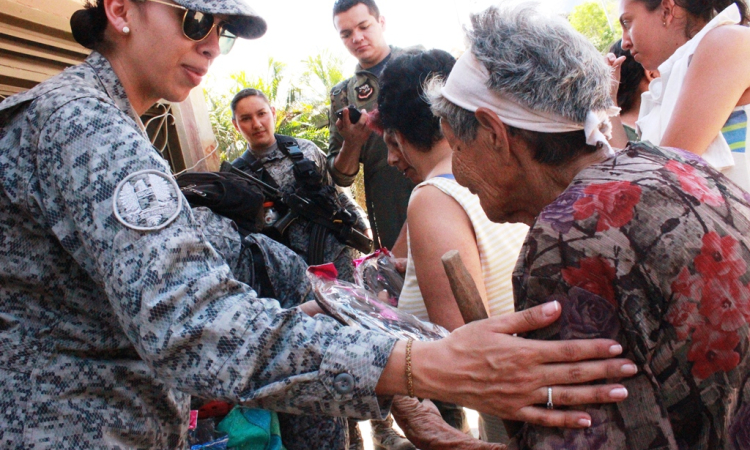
left=0, top=0, right=89, bottom=96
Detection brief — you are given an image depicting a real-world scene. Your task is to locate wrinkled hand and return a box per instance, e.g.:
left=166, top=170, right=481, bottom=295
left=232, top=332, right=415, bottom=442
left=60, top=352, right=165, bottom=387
left=605, top=53, right=627, bottom=105
left=392, top=396, right=505, bottom=450
left=335, top=107, right=371, bottom=148
left=414, top=301, right=636, bottom=429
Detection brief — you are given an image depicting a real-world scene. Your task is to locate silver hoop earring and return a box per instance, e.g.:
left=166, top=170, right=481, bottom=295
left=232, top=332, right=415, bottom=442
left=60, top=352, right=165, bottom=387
left=123, top=26, right=131, bottom=34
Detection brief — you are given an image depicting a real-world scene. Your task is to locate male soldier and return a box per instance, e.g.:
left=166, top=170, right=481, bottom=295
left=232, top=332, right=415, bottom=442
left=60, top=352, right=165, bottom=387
left=329, top=2, right=417, bottom=449
left=231, top=88, right=369, bottom=283
left=328, top=0, right=415, bottom=255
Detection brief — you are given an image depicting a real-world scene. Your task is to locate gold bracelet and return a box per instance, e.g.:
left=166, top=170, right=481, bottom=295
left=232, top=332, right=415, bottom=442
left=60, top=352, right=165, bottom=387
left=405, top=338, right=415, bottom=398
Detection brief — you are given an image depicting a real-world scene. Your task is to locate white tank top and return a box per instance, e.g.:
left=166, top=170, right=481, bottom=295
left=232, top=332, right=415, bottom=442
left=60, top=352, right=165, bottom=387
left=398, top=176, right=528, bottom=322
left=637, top=4, right=750, bottom=190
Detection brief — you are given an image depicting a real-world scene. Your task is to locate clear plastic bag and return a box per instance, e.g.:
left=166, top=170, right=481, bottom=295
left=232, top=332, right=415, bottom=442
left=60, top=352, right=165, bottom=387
left=353, top=249, right=404, bottom=307
left=308, top=264, right=448, bottom=341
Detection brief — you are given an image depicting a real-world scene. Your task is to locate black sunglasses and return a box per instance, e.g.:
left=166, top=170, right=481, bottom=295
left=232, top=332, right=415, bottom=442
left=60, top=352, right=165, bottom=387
left=145, top=0, right=237, bottom=55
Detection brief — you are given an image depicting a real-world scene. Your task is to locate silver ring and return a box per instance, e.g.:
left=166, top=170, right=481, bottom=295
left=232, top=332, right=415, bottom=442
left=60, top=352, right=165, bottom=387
left=547, top=387, right=554, bottom=410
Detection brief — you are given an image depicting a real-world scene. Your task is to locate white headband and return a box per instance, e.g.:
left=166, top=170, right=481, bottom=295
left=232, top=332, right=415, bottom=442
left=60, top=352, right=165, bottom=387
left=441, top=51, right=619, bottom=155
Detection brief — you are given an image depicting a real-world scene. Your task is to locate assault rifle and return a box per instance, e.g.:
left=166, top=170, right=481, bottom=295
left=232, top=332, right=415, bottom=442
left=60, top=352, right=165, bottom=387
left=221, top=161, right=373, bottom=256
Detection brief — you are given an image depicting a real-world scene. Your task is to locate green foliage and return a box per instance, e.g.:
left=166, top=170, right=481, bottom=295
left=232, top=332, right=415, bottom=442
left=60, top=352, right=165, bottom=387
left=299, top=50, right=346, bottom=102
left=568, top=0, right=621, bottom=53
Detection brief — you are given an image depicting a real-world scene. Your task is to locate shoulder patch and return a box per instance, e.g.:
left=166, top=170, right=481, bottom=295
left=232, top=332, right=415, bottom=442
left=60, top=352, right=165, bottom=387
left=113, top=170, right=182, bottom=231
left=354, top=81, right=374, bottom=101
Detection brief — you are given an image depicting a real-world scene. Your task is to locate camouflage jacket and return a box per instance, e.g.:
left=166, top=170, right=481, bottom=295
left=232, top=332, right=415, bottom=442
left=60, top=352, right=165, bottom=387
left=232, top=139, right=368, bottom=281
left=327, top=46, right=415, bottom=249
left=0, top=52, right=395, bottom=449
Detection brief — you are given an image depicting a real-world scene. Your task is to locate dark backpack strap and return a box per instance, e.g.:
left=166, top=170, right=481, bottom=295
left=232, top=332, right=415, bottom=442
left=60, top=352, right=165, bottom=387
left=231, top=147, right=281, bottom=191
left=248, top=239, right=277, bottom=299
left=274, top=134, right=304, bottom=162
left=232, top=147, right=267, bottom=173
left=274, top=135, right=325, bottom=191
left=231, top=147, right=253, bottom=171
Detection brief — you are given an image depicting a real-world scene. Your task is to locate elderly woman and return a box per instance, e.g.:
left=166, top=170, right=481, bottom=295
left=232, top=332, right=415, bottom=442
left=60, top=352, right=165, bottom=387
left=428, top=5, right=750, bottom=449
left=0, top=0, right=637, bottom=448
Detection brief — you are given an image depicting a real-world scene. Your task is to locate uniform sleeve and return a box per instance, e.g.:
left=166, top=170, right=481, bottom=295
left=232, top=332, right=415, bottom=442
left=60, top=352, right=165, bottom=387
left=327, top=82, right=358, bottom=187
left=236, top=233, right=316, bottom=309
left=35, top=97, right=396, bottom=419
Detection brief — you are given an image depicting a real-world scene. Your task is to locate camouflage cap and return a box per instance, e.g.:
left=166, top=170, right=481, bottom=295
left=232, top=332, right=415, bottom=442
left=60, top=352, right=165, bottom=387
left=173, top=0, right=266, bottom=39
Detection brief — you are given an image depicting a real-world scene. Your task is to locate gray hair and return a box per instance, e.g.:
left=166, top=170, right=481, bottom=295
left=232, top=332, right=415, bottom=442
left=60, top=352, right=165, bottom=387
left=428, top=3, right=613, bottom=146
left=426, top=76, right=480, bottom=142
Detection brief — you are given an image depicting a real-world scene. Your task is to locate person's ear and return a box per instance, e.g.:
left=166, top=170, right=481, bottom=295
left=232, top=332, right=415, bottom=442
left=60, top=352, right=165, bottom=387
left=474, top=108, right=511, bottom=161
left=103, top=0, right=133, bottom=37
left=379, top=15, right=386, bottom=32
left=661, top=0, right=676, bottom=26
left=231, top=118, right=240, bottom=133
left=645, top=70, right=660, bottom=82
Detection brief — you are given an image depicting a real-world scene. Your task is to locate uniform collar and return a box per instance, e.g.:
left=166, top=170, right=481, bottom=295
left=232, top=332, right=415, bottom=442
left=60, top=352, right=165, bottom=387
left=85, top=52, right=146, bottom=132
left=355, top=45, right=395, bottom=74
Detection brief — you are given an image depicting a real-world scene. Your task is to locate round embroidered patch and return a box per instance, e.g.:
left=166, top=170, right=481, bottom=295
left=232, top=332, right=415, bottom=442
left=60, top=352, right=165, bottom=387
left=113, top=170, right=183, bottom=231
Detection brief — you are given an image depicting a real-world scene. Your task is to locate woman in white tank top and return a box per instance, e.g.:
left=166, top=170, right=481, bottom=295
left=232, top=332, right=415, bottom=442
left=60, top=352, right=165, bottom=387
left=375, top=51, right=528, bottom=332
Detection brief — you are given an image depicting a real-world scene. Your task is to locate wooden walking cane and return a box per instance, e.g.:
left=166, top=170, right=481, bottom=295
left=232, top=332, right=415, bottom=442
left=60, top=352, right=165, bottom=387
left=441, top=249, right=522, bottom=439
left=440, top=250, right=489, bottom=323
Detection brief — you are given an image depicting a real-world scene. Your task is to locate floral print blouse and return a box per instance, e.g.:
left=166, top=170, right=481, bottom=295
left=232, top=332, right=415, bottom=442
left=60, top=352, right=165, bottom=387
left=511, top=142, right=750, bottom=450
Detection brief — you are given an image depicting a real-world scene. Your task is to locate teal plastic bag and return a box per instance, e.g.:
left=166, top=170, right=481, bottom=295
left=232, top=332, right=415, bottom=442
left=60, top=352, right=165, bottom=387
left=216, top=407, right=285, bottom=450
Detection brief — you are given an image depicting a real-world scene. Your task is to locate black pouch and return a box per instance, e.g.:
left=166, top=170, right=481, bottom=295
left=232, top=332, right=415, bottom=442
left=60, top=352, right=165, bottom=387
left=175, top=171, right=265, bottom=236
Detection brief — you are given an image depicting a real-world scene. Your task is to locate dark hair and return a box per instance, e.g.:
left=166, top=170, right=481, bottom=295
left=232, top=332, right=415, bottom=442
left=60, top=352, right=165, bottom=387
left=230, top=89, right=271, bottom=118
left=635, top=0, right=748, bottom=30
left=377, top=50, right=456, bottom=151
left=333, top=0, right=380, bottom=19
left=508, top=127, right=599, bottom=166
left=609, top=40, right=646, bottom=113
left=70, top=0, right=110, bottom=50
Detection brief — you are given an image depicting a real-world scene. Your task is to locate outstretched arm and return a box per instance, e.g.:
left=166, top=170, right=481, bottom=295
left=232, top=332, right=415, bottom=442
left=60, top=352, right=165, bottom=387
left=376, top=301, right=635, bottom=428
